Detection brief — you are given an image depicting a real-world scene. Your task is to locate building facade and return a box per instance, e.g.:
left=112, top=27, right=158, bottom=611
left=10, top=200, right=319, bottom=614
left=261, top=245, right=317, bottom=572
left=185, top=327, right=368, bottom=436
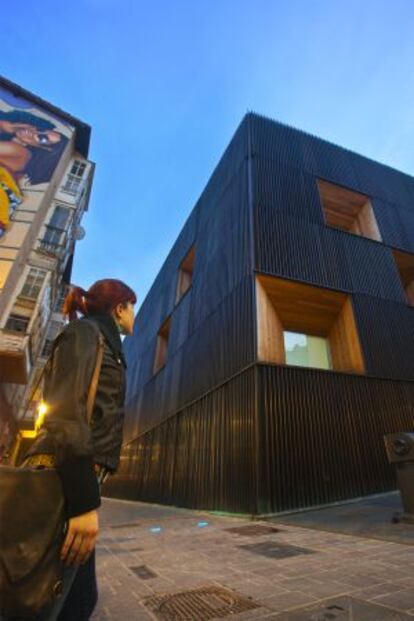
left=107, top=113, right=414, bottom=515
left=0, top=76, right=94, bottom=461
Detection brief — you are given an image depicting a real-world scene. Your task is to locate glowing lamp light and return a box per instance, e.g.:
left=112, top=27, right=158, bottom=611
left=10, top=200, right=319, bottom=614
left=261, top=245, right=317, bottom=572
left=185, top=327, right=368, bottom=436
left=35, top=401, right=48, bottom=432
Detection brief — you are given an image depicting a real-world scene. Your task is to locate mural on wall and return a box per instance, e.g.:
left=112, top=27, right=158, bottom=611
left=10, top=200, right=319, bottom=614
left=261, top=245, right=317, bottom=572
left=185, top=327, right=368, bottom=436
left=0, top=87, right=73, bottom=238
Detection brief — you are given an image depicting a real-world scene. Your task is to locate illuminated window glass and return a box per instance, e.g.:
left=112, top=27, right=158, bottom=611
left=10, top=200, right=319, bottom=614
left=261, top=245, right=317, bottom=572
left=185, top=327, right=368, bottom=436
left=284, top=331, right=332, bottom=370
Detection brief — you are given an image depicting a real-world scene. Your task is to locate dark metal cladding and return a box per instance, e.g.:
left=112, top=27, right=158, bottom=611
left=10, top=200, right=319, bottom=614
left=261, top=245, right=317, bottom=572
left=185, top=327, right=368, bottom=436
left=110, top=113, right=414, bottom=514
left=256, top=364, right=414, bottom=514
left=352, top=295, right=414, bottom=380
left=105, top=367, right=257, bottom=514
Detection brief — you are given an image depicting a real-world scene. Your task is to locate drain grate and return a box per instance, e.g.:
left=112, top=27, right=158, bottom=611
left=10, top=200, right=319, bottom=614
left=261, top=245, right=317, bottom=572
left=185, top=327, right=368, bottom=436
left=275, top=596, right=413, bottom=620
left=144, top=585, right=261, bottom=620
left=225, top=524, right=282, bottom=536
left=130, top=565, right=158, bottom=580
left=239, top=541, right=314, bottom=559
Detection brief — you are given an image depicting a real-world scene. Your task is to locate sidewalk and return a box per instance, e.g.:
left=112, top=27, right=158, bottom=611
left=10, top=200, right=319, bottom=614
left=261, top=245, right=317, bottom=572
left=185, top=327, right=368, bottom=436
left=91, top=493, right=414, bottom=620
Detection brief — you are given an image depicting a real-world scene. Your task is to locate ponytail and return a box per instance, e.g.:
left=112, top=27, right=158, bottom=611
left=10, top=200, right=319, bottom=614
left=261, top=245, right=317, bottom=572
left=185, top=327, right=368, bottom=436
left=63, top=286, right=89, bottom=320
left=63, top=279, right=137, bottom=321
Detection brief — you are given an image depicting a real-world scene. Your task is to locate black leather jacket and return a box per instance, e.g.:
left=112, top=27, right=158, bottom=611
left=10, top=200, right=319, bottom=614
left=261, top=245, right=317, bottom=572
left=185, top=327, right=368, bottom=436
left=26, top=314, right=126, bottom=518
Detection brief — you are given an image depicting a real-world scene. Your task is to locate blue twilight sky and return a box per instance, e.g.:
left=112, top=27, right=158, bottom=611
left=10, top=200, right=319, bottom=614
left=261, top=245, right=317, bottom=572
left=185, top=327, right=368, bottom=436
left=2, top=0, right=414, bottom=308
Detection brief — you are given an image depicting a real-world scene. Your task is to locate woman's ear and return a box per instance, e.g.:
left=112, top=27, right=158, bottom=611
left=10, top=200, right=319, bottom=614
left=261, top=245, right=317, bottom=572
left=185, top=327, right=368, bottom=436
left=113, top=302, right=123, bottom=320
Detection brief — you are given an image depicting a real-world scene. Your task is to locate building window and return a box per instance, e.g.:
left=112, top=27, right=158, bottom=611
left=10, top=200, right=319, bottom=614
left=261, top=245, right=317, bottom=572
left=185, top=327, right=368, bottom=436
left=39, top=205, right=70, bottom=253
left=393, top=250, right=414, bottom=306
left=62, top=160, right=87, bottom=195
left=153, top=317, right=171, bottom=374
left=5, top=314, right=30, bottom=333
left=284, top=332, right=332, bottom=370
left=317, top=179, right=382, bottom=242
left=176, top=246, right=195, bottom=304
left=70, top=160, right=87, bottom=178
left=20, top=268, right=47, bottom=300
left=256, top=274, right=365, bottom=374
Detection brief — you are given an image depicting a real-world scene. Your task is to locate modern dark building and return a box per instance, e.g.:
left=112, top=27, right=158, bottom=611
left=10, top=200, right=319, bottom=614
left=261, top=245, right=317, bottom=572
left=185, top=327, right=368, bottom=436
left=106, top=113, right=414, bottom=515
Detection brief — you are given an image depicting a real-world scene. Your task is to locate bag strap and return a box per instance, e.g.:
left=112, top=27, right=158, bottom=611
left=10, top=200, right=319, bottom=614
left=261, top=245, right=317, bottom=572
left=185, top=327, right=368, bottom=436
left=24, top=325, right=105, bottom=425
left=86, top=332, right=105, bottom=424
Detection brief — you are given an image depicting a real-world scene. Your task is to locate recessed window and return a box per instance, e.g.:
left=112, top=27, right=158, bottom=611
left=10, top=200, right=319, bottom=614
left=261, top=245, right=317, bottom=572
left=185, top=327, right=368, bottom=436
left=256, top=274, right=365, bottom=374
left=284, top=332, right=332, bottom=370
left=317, top=179, right=382, bottom=242
left=5, top=313, right=30, bottom=334
left=176, top=246, right=195, bottom=304
left=20, top=268, right=47, bottom=300
left=153, top=317, right=171, bottom=374
left=393, top=250, right=414, bottom=306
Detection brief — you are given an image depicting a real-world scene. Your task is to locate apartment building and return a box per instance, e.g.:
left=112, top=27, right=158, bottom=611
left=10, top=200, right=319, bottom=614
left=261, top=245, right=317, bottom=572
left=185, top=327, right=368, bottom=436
left=0, top=76, right=94, bottom=461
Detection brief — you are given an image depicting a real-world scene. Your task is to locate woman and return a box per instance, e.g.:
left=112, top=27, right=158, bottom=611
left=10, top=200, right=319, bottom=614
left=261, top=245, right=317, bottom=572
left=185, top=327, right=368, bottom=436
left=23, top=278, right=136, bottom=620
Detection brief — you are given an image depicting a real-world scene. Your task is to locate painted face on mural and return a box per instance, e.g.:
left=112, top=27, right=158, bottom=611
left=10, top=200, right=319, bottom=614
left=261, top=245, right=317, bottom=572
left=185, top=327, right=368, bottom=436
left=0, top=89, right=72, bottom=237
left=14, top=127, right=62, bottom=148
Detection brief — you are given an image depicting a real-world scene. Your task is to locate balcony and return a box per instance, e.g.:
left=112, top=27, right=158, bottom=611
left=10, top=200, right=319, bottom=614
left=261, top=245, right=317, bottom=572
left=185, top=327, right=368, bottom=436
left=0, top=330, right=31, bottom=384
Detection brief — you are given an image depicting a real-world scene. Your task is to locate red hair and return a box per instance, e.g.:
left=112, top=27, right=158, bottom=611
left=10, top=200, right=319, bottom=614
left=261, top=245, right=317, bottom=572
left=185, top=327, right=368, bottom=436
left=63, top=279, right=137, bottom=321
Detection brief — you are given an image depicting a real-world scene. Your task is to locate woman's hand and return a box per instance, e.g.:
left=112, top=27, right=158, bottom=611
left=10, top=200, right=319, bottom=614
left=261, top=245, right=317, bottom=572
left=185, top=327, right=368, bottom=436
left=61, top=509, right=99, bottom=566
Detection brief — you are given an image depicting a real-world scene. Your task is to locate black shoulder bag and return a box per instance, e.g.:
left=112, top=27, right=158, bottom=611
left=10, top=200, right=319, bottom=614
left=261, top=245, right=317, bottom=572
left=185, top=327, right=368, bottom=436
left=0, top=330, right=104, bottom=618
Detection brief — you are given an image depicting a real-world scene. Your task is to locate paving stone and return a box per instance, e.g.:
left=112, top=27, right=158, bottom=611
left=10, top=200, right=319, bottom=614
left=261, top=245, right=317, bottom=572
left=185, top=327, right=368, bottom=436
left=373, top=590, right=414, bottom=612
left=275, top=595, right=414, bottom=620
left=259, top=590, right=318, bottom=610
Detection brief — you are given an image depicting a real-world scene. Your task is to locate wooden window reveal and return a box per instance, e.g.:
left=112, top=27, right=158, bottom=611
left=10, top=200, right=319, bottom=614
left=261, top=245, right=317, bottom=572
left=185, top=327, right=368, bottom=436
left=176, top=247, right=195, bottom=303
left=393, top=249, right=414, bottom=306
left=256, top=274, right=365, bottom=374
left=153, top=317, right=172, bottom=374
left=317, top=179, right=382, bottom=242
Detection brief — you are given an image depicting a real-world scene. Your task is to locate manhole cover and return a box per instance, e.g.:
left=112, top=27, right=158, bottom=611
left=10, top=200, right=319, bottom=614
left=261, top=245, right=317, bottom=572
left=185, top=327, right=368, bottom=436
left=130, top=565, right=158, bottom=580
left=239, top=541, right=314, bottom=559
left=276, top=596, right=413, bottom=620
left=144, top=585, right=261, bottom=620
left=225, top=524, right=282, bottom=536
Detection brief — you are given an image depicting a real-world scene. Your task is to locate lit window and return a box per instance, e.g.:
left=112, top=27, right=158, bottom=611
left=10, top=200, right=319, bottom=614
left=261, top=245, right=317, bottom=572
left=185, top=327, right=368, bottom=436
left=176, top=247, right=195, bottom=303
left=256, top=274, right=365, bottom=374
left=317, top=179, right=382, bottom=242
left=153, top=317, right=171, bottom=374
left=284, top=332, right=332, bottom=370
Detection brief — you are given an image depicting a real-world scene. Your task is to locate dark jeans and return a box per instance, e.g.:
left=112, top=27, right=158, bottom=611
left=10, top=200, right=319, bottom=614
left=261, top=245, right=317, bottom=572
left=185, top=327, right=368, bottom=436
left=56, top=550, right=98, bottom=621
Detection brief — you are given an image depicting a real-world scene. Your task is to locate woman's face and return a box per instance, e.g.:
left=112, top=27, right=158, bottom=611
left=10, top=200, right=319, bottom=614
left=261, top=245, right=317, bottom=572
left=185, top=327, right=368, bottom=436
left=114, top=302, right=135, bottom=336
left=15, top=127, right=62, bottom=148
